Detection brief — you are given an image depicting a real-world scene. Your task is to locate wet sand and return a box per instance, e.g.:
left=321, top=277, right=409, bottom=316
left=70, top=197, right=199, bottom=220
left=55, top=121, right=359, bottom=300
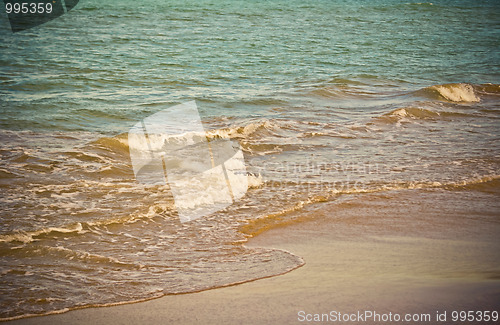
left=7, top=189, right=500, bottom=324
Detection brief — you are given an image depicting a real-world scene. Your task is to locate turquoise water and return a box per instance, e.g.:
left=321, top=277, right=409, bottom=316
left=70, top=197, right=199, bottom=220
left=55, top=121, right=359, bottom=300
left=0, top=0, right=499, bottom=320
left=1, top=0, right=499, bottom=132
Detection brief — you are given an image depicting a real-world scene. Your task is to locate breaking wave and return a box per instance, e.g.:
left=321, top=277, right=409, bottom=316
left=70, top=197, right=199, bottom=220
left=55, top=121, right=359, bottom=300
left=420, top=83, right=480, bottom=102
left=373, top=106, right=473, bottom=124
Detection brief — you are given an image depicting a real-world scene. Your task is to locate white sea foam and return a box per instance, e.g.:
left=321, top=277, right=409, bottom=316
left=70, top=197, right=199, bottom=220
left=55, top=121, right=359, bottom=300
left=431, top=83, right=480, bottom=102
left=0, top=223, right=84, bottom=244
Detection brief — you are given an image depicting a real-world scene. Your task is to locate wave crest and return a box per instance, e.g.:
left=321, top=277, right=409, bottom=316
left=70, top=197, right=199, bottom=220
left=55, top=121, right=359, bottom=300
left=425, top=83, right=480, bottom=102
left=206, top=119, right=278, bottom=139
left=373, top=106, right=471, bottom=124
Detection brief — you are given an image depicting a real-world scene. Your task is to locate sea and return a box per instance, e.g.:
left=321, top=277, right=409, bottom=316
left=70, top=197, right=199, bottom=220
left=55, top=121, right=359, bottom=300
left=0, top=0, right=499, bottom=320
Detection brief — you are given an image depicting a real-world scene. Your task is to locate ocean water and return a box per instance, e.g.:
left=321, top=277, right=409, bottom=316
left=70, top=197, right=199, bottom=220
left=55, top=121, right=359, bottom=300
left=0, top=0, right=499, bottom=320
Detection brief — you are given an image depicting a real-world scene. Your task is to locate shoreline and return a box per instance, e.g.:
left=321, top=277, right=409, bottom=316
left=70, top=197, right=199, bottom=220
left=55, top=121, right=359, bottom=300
left=6, top=188, right=500, bottom=324
left=1, top=251, right=305, bottom=323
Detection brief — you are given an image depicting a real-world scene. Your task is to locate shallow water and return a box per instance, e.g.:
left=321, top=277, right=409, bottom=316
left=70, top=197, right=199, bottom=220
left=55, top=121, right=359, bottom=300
left=0, top=0, right=499, bottom=320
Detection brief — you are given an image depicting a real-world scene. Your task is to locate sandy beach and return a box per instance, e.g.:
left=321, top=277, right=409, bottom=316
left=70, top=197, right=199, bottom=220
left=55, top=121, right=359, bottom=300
left=7, top=188, right=499, bottom=325
left=1, top=0, right=500, bottom=323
